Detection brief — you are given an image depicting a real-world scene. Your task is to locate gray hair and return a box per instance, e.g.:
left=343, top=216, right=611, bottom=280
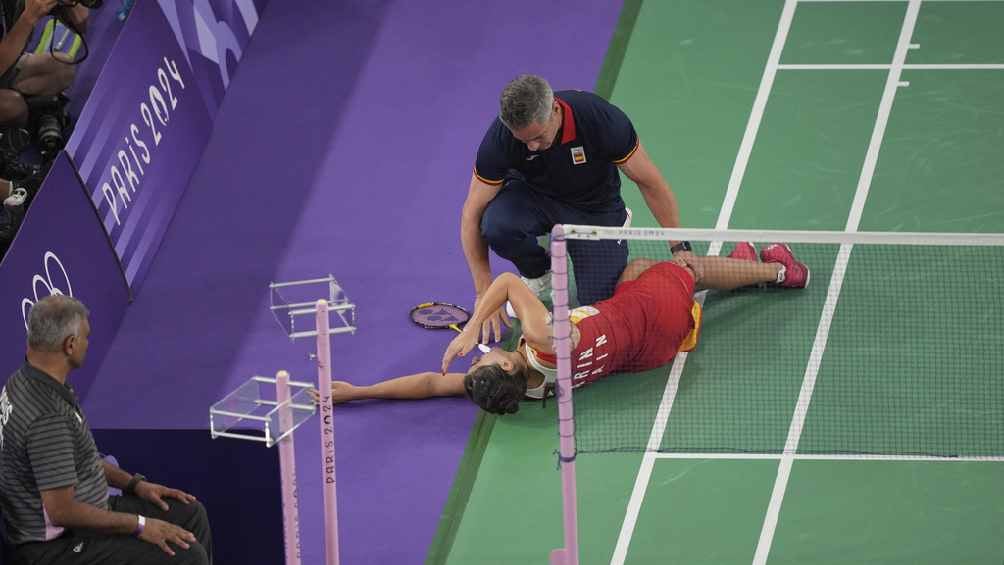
left=27, top=295, right=89, bottom=352
left=499, top=74, right=554, bottom=131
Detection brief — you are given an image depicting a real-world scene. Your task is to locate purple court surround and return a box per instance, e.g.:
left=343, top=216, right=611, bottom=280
left=83, top=2, right=621, bottom=563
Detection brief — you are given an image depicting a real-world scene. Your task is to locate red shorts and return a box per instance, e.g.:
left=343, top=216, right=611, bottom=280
left=608, top=262, right=701, bottom=369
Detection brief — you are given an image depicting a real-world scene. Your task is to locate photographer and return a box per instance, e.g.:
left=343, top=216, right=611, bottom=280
left=0, top=0, right=86, bottom=129
left=0, top=0, right=88, bottom=256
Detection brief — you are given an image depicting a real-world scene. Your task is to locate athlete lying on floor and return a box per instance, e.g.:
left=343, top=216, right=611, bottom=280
left=318, top=243, right=809, bottom=414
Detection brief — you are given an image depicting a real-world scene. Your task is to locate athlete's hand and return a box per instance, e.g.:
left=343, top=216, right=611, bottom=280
left=671, top=251, right=704, bottom=283
left=138, top=517, right=197, bottom=556
left=441, top=329, right=479, bottom=375
left=475, top=294, right=512, bottom=344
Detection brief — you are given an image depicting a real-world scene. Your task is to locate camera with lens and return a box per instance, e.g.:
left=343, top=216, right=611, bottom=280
left=26, top=95, right=70, bottom=160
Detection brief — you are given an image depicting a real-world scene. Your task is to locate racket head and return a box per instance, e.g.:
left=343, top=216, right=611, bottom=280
left=410, top=302, right=472, bottom=329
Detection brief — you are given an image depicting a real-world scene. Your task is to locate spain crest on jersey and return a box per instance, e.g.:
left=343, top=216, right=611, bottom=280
left=570, top=146, right=587, bottom=165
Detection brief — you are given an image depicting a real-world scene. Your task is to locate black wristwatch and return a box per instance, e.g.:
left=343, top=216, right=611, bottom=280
left=125, top=473, right=147, bottom=495
left=670, top=241, right=692, bottom=254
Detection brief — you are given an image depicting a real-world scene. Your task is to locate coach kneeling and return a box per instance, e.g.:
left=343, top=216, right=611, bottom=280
left=0, top=295, right=213, bottom=565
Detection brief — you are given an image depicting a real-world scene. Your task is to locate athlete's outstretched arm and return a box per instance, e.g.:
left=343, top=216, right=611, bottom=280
left=315, top=372, right=467, bottom=404
left=441, top=272, right=552, bottom=373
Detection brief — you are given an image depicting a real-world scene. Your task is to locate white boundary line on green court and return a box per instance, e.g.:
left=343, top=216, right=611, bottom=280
left=799, top=0, right=1001, bottom=3
left=609, top=1, right=800, bottom=564
left=780, top=64, right=1004, bottom=70
left=654, top=453, right=1004, bottom=462
left=901, top=64, right=1004, bottom=69
left=751, top=1, right=924, bottom=563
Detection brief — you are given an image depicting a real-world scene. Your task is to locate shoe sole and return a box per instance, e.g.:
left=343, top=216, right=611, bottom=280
left=762, top=244, right=811, bottom=289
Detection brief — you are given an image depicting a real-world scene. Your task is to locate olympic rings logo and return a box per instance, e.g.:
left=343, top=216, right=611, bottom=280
left=21, top=251, right=73, bottom=331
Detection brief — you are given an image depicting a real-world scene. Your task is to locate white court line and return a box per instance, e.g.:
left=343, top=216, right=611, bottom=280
left=799, top=0, right=1002, bottom=2
left=654, top=452, right=1004, bottom=462
left=907, top=64, right=1004, bottom=70
left=609, top=2, right=800, bottom=564
left=751, top=1, right=923, bottom=564
left=780, top=63, right=1004, bottom=70
left=780, top=64, right=888, bottom=70
left=609, top=352, right=689, bottom=564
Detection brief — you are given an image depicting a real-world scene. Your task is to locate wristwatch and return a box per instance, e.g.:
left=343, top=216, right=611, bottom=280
left=125, top=473, right=147, bottom=495
left=670, top=241, right=692, bottom=254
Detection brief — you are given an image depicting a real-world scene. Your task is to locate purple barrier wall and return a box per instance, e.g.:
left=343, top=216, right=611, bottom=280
left=65, top=0, right=213, bottom=293
left=66, top=6, right=130, bottom=119
left=0, top=153, right=129, bottom=401
left=64, top=0, right=270, bottom=294
left=156, top=0, right=271, bottom=117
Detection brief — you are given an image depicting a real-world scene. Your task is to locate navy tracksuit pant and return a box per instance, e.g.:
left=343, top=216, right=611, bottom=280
left=480, top=179, right=629, bottom=305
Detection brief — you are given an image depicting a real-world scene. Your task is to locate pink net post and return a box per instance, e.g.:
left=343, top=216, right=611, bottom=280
left=315, top=300, right=340, bottom=565
left=549, top=225, right=579, bottom=565
left=275, top=371, right=302, bottom=565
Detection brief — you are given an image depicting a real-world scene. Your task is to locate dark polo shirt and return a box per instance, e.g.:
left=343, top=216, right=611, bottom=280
left=0, top=363, right=108, bottom=545
left=474, top=89, right=640, bottom=210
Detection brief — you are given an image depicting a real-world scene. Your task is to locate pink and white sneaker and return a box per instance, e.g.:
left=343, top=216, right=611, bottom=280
left=728, top=242, right=758, bottom=262
left=760, top=243, right=810, bottom=289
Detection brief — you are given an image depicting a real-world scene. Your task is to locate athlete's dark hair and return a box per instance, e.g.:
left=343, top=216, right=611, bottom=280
left=463, top=364, right=528, bottom=415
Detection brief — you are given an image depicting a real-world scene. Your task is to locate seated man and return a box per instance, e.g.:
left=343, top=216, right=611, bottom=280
left=0, top=295, right=212, bottom=565
left=318, top=243, right=809, bottom=414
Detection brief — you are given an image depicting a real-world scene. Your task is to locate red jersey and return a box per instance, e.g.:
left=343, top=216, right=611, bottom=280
left=534, top=262, right=701, bottom=389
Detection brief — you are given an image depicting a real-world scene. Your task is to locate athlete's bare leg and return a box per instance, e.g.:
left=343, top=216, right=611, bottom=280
left=617, top=257, right=780, bottom=290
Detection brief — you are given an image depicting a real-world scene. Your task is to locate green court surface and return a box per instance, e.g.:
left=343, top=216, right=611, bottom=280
left=435, top=1, right=1004, bottom=563
left=769, top=460, right=1004, bottom=564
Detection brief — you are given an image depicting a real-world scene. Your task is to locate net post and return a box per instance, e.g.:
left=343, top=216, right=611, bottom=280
left=315, top=300, right=340, bottom=565
left=275, top=370, right=302, bottom=565
left=549, top=225, right=579, bottom=565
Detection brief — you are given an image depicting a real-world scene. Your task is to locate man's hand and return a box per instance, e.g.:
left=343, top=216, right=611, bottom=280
left=671, top=251, right=704, bottom=283
left=308, top=381, right=358, bottom=404
left=24, top=0, right=58, bottom=25
left=138, top=517, right=197, bottom=556
left=441, top=328, right=479, bottom=375
left=54, top=4, right=89, bottom=33
left=475, top=294, right=512, bottom=344
left=134, top=481, right=196, bottom=512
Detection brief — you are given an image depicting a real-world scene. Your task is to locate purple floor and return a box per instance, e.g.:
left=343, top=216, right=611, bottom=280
left=82, top=1, right=620, bottom=562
